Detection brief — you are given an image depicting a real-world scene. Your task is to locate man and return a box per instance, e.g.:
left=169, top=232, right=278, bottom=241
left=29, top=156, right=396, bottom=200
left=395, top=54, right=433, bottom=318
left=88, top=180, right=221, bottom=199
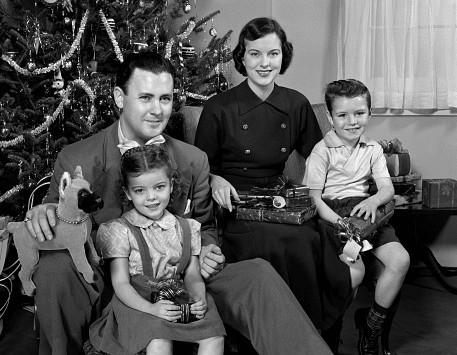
left=25, top=52, right=332, bottom=355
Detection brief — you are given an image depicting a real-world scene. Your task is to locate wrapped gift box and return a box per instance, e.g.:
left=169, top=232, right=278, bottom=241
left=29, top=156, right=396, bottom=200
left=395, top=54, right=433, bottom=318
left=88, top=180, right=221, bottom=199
left=393, top=182, right=415, bottom=196
left=422, top=179, right=457, bottom=208
left=284, top=196, right=313, bottom=208
left=385, top=153, right=411, bottom=177
left=280, top=184, right=310, bottom=198
left=236, top=203, right=316, bottom=225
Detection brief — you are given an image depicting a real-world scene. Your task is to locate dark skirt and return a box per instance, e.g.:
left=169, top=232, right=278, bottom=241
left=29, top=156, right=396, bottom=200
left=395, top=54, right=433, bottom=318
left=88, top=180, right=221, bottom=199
left=222, top=216, right=351, bottom=330
left=89, top=292, right=226, bottom=355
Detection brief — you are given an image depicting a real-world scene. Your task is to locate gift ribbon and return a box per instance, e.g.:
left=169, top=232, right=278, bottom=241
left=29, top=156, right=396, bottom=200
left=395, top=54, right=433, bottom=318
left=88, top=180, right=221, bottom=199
left=379, top=138, right=408, bottom=156
left=334, top=218, right=373, bottom=262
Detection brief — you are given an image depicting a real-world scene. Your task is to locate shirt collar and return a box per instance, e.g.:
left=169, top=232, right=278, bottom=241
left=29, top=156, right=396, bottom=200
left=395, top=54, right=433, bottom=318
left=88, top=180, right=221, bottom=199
left=237, top=80, right=288, bottom=116
left=124, top=209, right=176, bottom=230
left=323, top=130, right=374, bottom=148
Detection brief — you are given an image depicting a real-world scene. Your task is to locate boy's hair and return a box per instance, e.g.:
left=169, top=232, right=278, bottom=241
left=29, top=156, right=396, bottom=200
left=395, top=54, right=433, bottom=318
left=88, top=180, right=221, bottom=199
left=119, top=145, right=181, bottom=206
left=233, top=17, right=293, bottom=76
left=116, top=51, right=176, bottom=94
left=324, top=79, right=372, bottom=113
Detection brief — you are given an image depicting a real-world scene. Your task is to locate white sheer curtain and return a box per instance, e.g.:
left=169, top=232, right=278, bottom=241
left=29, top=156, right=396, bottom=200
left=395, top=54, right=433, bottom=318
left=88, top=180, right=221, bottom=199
left=337, top=0, right=457, bottom=110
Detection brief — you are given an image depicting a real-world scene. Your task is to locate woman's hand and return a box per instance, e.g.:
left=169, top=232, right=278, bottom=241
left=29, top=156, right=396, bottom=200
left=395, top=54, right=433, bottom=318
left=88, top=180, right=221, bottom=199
left=190, top=297, right=207, bottom=319
left=150, top=299, right=181, bottom=322
left=209, top=174, right=239, bottom=212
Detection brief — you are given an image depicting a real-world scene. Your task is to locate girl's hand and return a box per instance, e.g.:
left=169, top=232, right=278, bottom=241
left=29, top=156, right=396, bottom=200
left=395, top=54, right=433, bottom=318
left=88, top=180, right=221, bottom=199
left=150, top=299, right=181, bottom=322
left=190, top=297, right=207, bottom=319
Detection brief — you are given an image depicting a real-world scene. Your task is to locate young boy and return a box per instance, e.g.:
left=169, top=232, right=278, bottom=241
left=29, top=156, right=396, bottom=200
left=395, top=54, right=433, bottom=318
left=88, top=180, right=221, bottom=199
left=304, top=79, right=410, bottom=355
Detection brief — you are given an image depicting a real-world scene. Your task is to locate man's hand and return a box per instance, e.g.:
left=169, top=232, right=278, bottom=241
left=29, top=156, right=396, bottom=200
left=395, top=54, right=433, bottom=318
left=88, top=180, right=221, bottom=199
left=24, top=203, right=58, bottom=242
left=199, top=244, right=225, bottom=280
left=210, top=174, right=240, bottom=212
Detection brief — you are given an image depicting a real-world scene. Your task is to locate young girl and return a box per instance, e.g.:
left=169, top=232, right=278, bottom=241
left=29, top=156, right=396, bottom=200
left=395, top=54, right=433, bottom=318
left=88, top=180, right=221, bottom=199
left=304, top=79, right=410, bottom=355
left=89, top=145, right=225, bottom=355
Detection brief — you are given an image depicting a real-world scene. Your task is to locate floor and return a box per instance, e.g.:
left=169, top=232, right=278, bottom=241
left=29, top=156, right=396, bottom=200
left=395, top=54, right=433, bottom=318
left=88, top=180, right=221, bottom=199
left=0, top=266, right=456, bottom=355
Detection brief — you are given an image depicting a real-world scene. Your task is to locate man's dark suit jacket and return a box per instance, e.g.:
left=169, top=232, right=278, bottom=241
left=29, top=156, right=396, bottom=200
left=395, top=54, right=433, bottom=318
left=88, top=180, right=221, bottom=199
left=44, top=121, right=219, bottom=247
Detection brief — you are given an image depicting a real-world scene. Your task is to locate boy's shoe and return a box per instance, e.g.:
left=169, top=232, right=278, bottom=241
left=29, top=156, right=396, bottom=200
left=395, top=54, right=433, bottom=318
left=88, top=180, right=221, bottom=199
left=354, top=307, right=381, bottom=355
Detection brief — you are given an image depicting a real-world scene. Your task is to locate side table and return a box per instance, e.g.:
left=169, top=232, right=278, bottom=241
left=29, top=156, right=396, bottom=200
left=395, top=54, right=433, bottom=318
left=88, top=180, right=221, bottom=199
left=390, top=200, right=457, bottom=294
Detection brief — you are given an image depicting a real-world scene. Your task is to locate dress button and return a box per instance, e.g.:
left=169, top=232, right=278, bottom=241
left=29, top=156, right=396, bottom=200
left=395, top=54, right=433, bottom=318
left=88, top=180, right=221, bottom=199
left=243, top=168, right=248, bottom=172
left=281, top=123, right=287, bottom=129
left=245, top=149, right=251, bottom=155
left=281, top=148, right=287, bottom=153
left=242, top=124, right=248, bottom=130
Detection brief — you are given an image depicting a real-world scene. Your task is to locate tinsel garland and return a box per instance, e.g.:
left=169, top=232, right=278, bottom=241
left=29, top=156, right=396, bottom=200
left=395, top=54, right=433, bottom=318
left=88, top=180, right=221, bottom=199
left=0, top=9, right=89, bottom=76
left=99, top=10, right=124, bottom=63
left=0, top=184, right=24, bottom=205
left=0, top=79, right=94, bottom=149
left=165, top=20, right=196, bottom=59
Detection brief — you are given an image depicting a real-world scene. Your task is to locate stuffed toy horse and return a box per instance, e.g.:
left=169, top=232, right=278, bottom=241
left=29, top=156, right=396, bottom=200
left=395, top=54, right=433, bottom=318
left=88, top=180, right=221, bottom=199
left=7, top=166, right=104, bottom=296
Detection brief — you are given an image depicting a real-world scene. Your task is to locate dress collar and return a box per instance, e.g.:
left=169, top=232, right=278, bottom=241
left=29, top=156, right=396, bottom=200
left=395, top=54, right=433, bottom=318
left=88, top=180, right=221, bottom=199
left=123, top=209, right=176, bottom=230
left=237, top=80, right=288, bottom=116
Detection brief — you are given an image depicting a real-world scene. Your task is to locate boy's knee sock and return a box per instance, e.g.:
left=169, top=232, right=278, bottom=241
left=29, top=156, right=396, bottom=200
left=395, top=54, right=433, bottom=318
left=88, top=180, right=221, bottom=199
left=366, top=302, right=387, bottom=338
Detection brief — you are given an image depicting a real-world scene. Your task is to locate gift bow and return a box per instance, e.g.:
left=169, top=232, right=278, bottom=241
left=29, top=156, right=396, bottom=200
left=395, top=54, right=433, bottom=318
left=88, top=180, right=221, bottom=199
left=334, top=218, right=373, bottom=262
left=117, top=135, right=166, bottom=155
left=379, top=138, right=408, bottom=156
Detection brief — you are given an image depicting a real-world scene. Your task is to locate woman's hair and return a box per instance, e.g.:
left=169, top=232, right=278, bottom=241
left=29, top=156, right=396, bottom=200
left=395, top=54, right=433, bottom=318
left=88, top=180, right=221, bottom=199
left=118, top=145, right=181, bottom=206
left=232, top=17, right=293, bottom=76
left=324, top=79, right=372, bottom=113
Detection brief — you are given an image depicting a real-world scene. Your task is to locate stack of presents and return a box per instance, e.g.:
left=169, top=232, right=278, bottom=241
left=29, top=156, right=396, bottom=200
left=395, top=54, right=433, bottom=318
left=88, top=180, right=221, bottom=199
left=381, top=138, right=456, bottom=208
left=235, top=177, right=315, bottom=225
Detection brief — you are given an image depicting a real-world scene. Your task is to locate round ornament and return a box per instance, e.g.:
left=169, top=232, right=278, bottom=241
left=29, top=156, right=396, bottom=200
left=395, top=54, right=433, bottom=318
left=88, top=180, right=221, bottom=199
left=94, top=95, right=110, bottom=111
left=26, top=59, right=37, bottom=72
left=219, top=80, right=228, bottom=92
left=183, top=2, right=191, bottom=13
left=24, top=178, right=38, bottom=191
left=209, top=27, right=217, bottom=37
left=64, top=17, right=71, bottom=25
left=62, top=60, right=73, bottom=71
left=0, top=124, right=10, bottom=138
left=133, top=42, right=148, bottom=53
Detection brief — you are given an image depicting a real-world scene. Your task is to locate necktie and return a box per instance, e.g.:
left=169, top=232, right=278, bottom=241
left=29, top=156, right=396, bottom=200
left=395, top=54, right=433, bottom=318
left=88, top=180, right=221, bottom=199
left=117, top=135, right=166, bottom=155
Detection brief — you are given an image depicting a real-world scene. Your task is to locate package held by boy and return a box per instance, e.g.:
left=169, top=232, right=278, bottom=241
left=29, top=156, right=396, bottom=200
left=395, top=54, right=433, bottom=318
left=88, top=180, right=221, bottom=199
left=422, top=178, right=457, bottom=208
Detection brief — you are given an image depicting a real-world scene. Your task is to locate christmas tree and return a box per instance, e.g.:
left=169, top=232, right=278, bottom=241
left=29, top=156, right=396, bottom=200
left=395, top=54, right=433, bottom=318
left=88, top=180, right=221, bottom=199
left=0, top=0, right=232, bottom=216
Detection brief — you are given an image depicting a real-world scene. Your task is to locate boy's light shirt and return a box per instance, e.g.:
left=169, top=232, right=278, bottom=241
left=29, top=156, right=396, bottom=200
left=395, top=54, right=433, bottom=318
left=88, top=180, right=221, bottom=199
left=304, top=130, right=389, bottom=200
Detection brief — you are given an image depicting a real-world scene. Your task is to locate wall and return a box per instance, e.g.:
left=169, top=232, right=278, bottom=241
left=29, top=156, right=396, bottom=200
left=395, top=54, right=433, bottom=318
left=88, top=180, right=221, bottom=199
left=194, top=0, right=457, bottom=266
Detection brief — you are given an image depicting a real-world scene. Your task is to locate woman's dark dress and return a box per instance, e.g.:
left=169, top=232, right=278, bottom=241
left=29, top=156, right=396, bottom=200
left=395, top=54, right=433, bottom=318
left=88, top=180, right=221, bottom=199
left=194, top=80, right=351, bottom=330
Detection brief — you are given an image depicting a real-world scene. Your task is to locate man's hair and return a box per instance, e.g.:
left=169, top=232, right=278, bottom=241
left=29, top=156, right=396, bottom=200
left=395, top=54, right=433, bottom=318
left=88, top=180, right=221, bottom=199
left=232, top=17, right=293, bottom=76
left=116, top=51, right=177, bottom=94
left=119, top=145, right=181, bottom=206
left=324, top=79, right=372, bottom=113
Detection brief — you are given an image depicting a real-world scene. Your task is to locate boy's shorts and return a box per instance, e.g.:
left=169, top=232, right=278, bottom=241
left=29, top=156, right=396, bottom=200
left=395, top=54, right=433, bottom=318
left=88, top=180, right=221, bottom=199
left=322, top=196, right=400, bottom=250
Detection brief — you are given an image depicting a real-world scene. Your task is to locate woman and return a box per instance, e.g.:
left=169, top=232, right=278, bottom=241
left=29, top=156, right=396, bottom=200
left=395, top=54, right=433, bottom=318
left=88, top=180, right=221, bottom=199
left=194, top=17, right=352, bottom=339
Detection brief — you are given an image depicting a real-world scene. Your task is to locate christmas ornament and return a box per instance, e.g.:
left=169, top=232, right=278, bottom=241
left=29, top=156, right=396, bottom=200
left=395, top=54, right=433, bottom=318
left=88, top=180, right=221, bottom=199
left=64, top=17, right=71, bottom=25
left=87, top=60, right=98, bottom=74
left=106, top=18, right=116, bottom=31
left=62, top=60, right=73, bottom=71
left=26, top=58, right=37, bottom=72
left=209, top=26, right=217, bottom=37
left=182, top=44, right=196, bottom=59
left=219, top=80, right=228, bottom=92
left=24, top=178, right=38, bottom=191
left=133, top=42, right=148, bottom=53
left=0, top=123, right=10, bottom=139
left=5, top=52, right=18, bottom=60
left=183, top=1, right=191, bottom=14
left=44, top=0, right=57, bottom=3
left=94, top=95, right=110, bottom=111
left=52, top=68, right=65, bottom=90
